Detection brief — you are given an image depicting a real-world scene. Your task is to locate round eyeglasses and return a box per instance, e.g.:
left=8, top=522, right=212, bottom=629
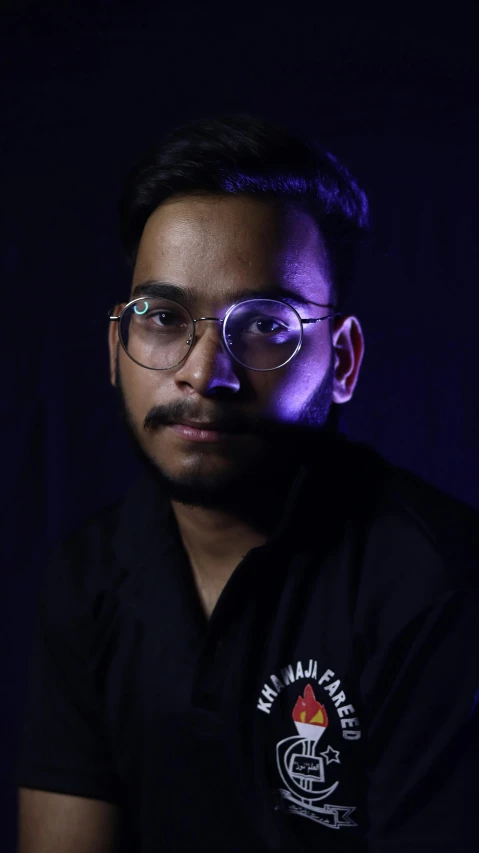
left=108, top=296, right=342, bottom=372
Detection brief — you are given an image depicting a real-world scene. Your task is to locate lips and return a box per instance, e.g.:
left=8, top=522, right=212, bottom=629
left=167, top=422, right=243, bottom=444
left=173, top=420, right=235, bottom=432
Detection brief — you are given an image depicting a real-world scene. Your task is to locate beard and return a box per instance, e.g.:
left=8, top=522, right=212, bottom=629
left=113, top=350, right=340, bottom=525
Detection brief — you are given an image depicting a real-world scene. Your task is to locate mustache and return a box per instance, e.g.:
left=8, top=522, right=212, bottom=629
left=143, top=405, right=264, bottom=435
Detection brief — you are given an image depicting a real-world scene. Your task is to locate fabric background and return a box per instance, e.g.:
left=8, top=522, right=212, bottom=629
left=2, top=4, right=478, bottom=850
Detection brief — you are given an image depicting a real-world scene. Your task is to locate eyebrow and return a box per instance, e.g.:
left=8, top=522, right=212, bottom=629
left=130, top=279, right=315, bottom=308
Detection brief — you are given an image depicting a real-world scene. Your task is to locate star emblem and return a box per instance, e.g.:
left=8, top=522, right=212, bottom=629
left=320, top=744, right=341, bottom=765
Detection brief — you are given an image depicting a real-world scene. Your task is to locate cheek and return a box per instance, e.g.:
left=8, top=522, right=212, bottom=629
left=266, top=368, right=317, bottom=420
left=261, top=335, right=331, bottom=420
left=120, top=355, right=166, bottom=418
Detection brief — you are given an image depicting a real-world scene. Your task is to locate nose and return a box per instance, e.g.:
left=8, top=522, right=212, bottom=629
left=173, top=318, right=241, bottom=396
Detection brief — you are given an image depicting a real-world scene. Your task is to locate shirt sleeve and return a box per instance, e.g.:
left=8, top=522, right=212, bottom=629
left=15, top=535, right=122, bottom=804
left=363, top=586, right=479, bottom=852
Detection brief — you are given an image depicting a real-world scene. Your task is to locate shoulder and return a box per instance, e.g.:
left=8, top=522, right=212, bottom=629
left=50, top=497, right=124, bottom=575
left=374, top=458, right=479, bottom=587
left=43, top=494, right=128, bottom=628
left=42, top=466, right=170, bottom=625
left=344, top=443, right=479, bottom=643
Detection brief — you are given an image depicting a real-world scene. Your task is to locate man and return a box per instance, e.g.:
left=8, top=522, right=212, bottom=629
left=17, top=114, right=479, bottom=852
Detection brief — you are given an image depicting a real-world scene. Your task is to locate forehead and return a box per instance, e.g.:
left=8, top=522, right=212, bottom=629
left=132, top=193, right=332, bottom=304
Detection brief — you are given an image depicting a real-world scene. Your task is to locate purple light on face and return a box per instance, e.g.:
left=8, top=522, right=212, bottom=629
left=215, top=162, right=369, bottom=310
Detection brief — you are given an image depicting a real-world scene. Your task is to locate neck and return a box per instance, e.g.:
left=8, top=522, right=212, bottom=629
left=172, top=476, right=293, bottom=568
left=170, top=471, right=300, bottom=607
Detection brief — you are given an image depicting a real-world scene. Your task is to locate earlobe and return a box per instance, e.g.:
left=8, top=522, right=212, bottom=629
left=332, top=353, right=352, bottom=404
left=108, top=322, right=119, bottom=388
left=110, top=351, right=118, bottom=388
left=331, top=315, right=365, bottom=404
left=108, top=301, right=127, bottom=387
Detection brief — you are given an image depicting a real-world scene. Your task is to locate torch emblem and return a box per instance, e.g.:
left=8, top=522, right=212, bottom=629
left=275, top=683, right=357, bottom=829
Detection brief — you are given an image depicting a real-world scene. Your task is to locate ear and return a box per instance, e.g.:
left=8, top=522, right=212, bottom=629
left=107, top=304, right=123, bottom=387
left=331, top=315, right=365, bottom=404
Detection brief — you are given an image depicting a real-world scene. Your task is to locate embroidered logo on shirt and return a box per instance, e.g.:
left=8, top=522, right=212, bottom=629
left=256, top=661, right=360, bottom=831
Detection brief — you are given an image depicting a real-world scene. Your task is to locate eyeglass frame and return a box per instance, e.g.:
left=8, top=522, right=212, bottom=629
left=108, top=295, right=343, bottom=372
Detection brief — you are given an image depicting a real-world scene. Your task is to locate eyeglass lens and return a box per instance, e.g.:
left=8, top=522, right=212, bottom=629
left=119, top=298, right=302, bottom=370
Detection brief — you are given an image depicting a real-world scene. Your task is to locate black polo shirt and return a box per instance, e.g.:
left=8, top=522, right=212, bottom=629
left=16, top=432, right=479, bottom=852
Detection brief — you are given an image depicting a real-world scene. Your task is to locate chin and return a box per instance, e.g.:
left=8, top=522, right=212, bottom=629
left=147, top=459, right=255, bottom=510
left=142, top=432, right=295, bottom=508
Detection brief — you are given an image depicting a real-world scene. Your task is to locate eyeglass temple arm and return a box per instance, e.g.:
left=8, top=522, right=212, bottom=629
left=107, top=308, right=343, bottom=323
left=301, top=311, right=342, bottom=324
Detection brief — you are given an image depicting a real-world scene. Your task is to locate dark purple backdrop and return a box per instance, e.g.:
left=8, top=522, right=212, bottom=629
left=2, top=5, right=478, bottom=850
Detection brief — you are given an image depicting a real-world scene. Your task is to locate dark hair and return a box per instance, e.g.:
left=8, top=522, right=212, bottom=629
left=119, top=114, right=370, bottom=309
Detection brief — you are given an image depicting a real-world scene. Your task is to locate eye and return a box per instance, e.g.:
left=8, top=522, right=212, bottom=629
left=242, top=316, right=289, bottom=335
left=132, top=305, right=188, bottom=331
left=149, top=310, right=179, bottom=327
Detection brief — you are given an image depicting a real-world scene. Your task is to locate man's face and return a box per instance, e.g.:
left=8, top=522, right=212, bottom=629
left=108, top=193, right=364, bottom=510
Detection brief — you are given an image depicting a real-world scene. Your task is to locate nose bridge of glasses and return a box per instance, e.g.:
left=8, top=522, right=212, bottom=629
left=191, top=315, right=225, bottom=343
left=184, top=316, right=237, bottom=373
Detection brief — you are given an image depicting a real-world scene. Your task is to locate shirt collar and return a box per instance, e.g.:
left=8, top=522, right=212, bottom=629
left=110, top=430, right=383, bottom=623
left=112, top=429, right=356, bottom=564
